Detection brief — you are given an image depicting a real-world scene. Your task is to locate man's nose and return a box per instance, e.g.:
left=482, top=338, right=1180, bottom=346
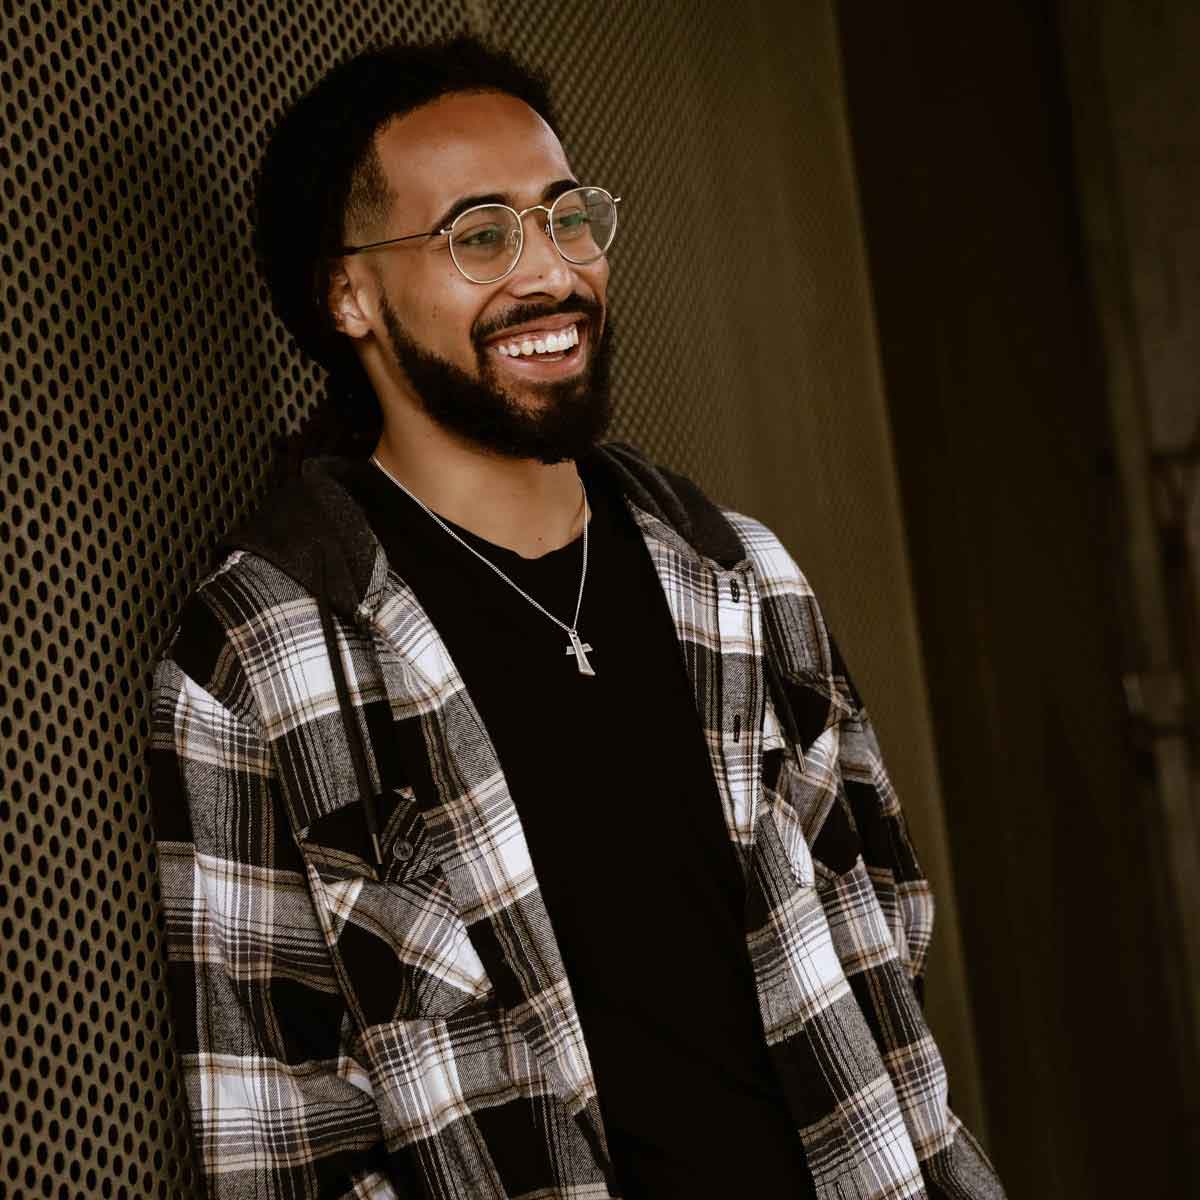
left=507, top=214, right=574, bottom=299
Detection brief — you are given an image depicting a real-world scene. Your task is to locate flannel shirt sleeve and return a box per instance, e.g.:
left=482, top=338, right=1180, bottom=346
left=834, top=684, right=935, bottom=998
left=149, top=648, right=401, bottom=1200
left=825, top=657, right=1006, bottom=1193
left=828, top=656, right=1007, bottom=1194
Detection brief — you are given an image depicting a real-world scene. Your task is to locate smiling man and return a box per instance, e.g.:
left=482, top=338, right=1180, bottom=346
left=150, top=36, right=1005, bottom=1200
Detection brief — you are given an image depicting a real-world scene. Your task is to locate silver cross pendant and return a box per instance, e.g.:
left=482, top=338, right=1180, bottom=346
left=565, top=629, right=596, bottom=676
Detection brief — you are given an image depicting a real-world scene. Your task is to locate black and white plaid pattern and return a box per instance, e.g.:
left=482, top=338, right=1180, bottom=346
left=150, top=462, right=1004, bottom=1199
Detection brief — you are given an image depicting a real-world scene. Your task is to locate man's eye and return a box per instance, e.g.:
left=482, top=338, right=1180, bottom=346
left=554, top=211, right=590, bottom=230
left=457, top=224, right=506, bottom=248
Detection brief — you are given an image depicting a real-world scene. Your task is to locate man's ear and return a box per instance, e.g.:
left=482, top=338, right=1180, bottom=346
left=327, top=260, right=376, bottom=340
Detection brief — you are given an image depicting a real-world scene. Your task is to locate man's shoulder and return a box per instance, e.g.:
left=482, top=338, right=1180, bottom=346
left=153, top=549, right=291, bottom=696
left=162, top=455, right=380, bottom=676
left=593, top=442, right=822, bottom=611
left=187, top=541, right=320, bottom=628
left=596, top=443, right=813, bottom=585
left=720, top=508, right=816, bottom=599
left=157, top=546, right=322, bottom=705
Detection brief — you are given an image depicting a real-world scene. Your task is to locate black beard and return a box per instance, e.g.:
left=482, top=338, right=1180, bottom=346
left=380, top=294, right=614, bottom=465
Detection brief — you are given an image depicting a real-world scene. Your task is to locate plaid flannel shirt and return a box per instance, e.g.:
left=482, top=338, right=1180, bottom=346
left=149, top=446, right=1004, bottom=1199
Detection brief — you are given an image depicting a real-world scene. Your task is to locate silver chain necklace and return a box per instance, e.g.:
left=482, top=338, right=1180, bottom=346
left=370, top=454, right=596, bottom=676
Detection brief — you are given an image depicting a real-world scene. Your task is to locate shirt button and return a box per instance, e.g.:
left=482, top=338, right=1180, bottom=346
left=392, top=838, right=414, bottom=862
left=730, top=579, right=741, bottom=602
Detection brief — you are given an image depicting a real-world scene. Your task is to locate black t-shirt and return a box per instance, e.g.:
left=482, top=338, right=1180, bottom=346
left=340, top=454, right=815, bottom=1198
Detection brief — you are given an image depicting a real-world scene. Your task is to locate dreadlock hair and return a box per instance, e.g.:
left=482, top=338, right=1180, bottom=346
left=253, top=35, right=559, bottom=472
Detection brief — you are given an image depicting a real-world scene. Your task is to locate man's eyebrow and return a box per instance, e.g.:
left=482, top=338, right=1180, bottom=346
left=432, top=178, right=581, bottom=231
left=541, top=178, right=580, bottom=203
left=432, top=193, right=507, bottom=231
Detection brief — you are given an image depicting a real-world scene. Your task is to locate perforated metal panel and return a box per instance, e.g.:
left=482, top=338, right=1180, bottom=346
left=0, top=3, right=978, bottom=1196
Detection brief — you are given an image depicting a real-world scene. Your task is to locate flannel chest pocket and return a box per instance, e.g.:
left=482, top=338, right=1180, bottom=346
left=298, top=785, right=492, bottom=1024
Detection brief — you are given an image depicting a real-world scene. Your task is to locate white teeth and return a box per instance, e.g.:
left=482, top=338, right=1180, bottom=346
left=498, top=325, right=581, bottom=358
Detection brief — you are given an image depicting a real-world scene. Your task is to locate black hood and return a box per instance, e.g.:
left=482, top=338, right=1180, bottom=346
left=219, top=442, right=748, bottom=621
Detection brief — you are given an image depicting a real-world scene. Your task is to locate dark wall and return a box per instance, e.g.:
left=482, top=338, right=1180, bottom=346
left=836, top=2, right=1197, bottom=1196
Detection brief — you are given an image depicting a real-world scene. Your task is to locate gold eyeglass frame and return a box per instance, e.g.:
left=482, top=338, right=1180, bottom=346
left=339, top=185, right=622, bottom=284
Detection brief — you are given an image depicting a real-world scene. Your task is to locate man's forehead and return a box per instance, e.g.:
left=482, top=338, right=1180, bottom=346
left=373, top=90, right=573, bottom=216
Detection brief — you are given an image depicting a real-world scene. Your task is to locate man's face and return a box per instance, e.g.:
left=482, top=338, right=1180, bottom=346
left=344, top=90, right=613, bottom=463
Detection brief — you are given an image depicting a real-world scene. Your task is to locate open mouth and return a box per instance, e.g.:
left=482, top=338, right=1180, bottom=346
left=485, top=320, right=588, bottom=376
left=495, top=323, right=580, bottom=360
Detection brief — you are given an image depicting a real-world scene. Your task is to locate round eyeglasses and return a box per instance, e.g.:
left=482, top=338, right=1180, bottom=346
left=340, top=186, right=621, bottom=284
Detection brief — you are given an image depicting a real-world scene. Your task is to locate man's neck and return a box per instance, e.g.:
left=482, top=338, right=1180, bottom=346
left=371, top=425, right=586, bottom=561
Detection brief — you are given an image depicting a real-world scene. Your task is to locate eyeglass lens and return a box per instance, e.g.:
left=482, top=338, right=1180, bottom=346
left=449, top=187, right=618, bottom=283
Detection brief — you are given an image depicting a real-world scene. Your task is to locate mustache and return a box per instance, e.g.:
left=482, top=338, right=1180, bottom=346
left=473, top=294, right=604, bottom=344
